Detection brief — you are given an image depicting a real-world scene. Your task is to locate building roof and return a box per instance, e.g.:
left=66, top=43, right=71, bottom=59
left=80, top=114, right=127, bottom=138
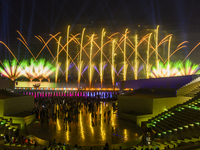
left=128, top=93, right=174, bottom=99
left=122, top=88, right=176, bottom=99
left=0, top=89, right=27, bottom=99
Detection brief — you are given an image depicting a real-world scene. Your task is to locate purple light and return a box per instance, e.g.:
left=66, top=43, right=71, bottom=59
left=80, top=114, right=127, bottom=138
left=111, top=65, right=117, bottom=74
left=82, top=66, right=88, bottom=75
left=69, top=63, right=74, bottom=70
left=103, top=63, right=107, bottom=70
left=138, top=65, right=144, bottom=73
left=58, top=68, right=64, bottom=74
left=117, top=66, right=124, bottom=75
left=132, top=65, right=144, bottom=73
left=94, top=66, right=99, bottom=74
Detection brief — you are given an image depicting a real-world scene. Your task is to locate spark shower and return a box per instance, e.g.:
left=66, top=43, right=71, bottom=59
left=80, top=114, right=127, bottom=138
left=0, top=25, right=200, bottom=89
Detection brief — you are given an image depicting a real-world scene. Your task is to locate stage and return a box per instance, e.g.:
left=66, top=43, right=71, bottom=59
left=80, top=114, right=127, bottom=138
left=27, top=101, right=143, bottom=148
left=14, top=81, right=119, bottom=98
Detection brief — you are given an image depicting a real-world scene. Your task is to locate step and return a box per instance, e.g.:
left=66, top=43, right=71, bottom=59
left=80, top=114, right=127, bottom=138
left=152, top=122, right=170, bottom=133
left=191, top=137, right=200, bottom=142
left=184, top=107, right=200, bottom=116
left=159, top=119, right=181, bottom=131
left=155, top=120, right=175, bottom=131
left=172, top=112, right=198, bottom=125
left=148, top=112, right=166, bottom=123
left=151, top=126, right=163, bottom=134
left=157, top=123, right=182, bottom=139
left=160, top=117, right=183, bottom=128
left=178, top=110, right=200, bottom=122
left=176, top=112, right=200, bottom=127
left=190, top=126, right=200, bottom=136
left=169, top=115, right=190, bottom=126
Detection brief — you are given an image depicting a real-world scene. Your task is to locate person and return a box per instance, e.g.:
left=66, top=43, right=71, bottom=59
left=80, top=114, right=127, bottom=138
left=13, top=136, right=16, bottom=143
left=107, top=110, right=111, bottom=117
left=5, top=134, right=10, bottom=143
left=57, top=141, right=62, bottom=146
left=9, top=136, right=13, bottom=144
left=53, top=139, right=56, bottom=147
left=74, top=144, right=78, bottom=150
left=48, top=140, right=52, bottom=148
left=16, top=128, right=20, bottom=137
left=34, top=141, right=37, bottom=147
left=104, top=142, right=109, bottom=150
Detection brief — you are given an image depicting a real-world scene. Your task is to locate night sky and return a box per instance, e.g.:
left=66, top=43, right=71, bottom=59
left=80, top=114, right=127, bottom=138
left=1, top=0, right=200, bottom=83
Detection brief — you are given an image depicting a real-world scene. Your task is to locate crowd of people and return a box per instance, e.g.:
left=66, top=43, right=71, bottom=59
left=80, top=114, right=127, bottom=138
left=33, top=95, right=117, bottom=126
left=31, top=95, right=118, bottom=150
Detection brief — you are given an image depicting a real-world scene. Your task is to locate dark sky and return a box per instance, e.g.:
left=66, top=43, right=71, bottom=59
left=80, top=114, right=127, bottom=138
left=1, top=0, right=200, bottom=62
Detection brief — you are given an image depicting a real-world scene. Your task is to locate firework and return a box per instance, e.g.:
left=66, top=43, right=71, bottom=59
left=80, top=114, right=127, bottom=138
left=25, top=58, right=55, bottom=81
left=150, top=61, right=180, bottom=78
left=150, top=60, right=200, bottom=78
left=0, top=27, right=199, bottom=87
left=0, top=58, right=55, bottom=81
left=175, top=59, right=200, bottom=75
left=0, top=59, right=24, bottom=81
